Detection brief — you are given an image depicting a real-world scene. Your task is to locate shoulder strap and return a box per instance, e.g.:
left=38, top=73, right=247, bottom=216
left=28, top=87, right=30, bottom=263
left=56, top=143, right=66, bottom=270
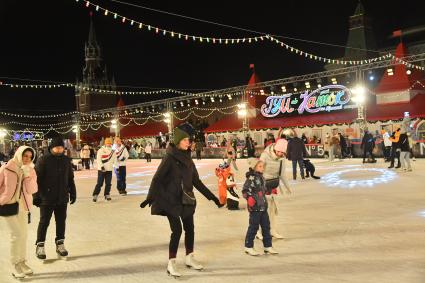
left=116, top=146, right=126, bottom=159
left=278, top=160, right=282, bottom=176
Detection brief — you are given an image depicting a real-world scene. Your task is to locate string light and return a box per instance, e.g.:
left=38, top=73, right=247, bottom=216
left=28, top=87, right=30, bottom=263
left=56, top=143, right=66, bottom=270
left=268, top=36, right=425, bottom=70
left=78, top=0, right=265, bottom=44
left=75, top=1, right=425, bottom=69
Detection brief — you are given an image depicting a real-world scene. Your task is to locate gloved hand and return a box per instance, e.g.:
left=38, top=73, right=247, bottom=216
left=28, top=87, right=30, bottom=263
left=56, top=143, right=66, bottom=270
left=21, top=165, right=31, bottom=178
left=33, top=197, right=41, bottom=207
left=247, top=196, right=256, bottom=207
left=120, top=158, right=125, bottom=162
left=213, top=197, right=224, bottom=208
left=140, top=199, right=152, bottom=208
left=70, top=195, right=76, bottom=205
left=101, top=166, right=106, bottom=172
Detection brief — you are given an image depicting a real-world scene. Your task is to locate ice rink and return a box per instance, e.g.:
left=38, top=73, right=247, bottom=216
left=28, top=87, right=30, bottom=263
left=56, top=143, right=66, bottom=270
left=1, top=158, right=424, bottom=283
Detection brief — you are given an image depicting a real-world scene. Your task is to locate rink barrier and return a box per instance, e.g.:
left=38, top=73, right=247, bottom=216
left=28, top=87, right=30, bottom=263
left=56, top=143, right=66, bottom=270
left=144, top=142, right=425, bottom=159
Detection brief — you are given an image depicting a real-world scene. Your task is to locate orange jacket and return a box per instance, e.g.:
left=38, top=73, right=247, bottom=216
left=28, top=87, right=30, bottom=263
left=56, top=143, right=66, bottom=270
left=389, top=131, right=400, bottom=143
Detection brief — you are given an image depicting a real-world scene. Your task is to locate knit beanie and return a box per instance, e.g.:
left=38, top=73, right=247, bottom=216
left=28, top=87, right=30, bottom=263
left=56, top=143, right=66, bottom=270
left=104, top=137, right=113, bottom=145
left=248, top=157, right=262, bottom=169
left=274, top=139, right=288, bottom=153
left=173, top=123, right=193, bottom=145
left=50, top=136, right=65, bottom=148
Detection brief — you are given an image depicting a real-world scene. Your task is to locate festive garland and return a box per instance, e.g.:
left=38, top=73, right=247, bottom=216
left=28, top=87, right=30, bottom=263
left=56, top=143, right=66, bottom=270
left=74, top=0, right=425, bottom=70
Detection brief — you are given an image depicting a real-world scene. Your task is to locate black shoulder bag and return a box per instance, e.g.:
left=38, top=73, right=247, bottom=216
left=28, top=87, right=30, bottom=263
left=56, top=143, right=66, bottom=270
left=265, top=160, right=282, bottom=191
left=181, top=182, right=196, bottom=206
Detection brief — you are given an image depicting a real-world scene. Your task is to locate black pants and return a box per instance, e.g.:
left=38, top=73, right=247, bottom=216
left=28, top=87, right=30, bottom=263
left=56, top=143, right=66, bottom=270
left=245, top=211, right=272, bottom=248
left=341, top=145, right=347, bottom=158
left=93, top=171, right=112, bottom=196
left=383, top=146, right=391, bottom=160
left=389, top=147, right=401, bottom=167
left=116, top=166, right=126, bottom=191
left=166, top=214, right=194, bottom=259
left=82, top=158, right=90, bottom=169
left=292, top=159, right=305, bottom=179
left=145, top=153, right=151, bottom=162
left=196, top=150, right=202, bottom=160
left=363, top=148, right=375, bottom=162
left=36, top=204, right=67, bottom=243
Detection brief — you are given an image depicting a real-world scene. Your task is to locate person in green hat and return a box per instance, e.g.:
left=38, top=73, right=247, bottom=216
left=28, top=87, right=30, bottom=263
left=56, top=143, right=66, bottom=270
left=140, top=123, right=223, bottom=278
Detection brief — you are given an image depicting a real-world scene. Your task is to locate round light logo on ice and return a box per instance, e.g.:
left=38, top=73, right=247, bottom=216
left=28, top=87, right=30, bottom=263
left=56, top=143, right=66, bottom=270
left=320, top=168, right=397, bottom=189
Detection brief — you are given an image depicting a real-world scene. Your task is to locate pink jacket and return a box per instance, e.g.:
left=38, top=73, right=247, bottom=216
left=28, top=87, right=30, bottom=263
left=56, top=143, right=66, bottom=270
left=0, top=160, right=38, bottom=211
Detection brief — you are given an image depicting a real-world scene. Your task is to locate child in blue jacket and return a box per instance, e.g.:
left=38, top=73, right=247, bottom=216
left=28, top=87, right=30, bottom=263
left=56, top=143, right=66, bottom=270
left=242, top=158, right=279, bottom=256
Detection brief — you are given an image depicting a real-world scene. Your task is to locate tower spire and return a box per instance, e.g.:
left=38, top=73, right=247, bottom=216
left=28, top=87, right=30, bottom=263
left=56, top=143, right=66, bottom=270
left=88, top=15, right=98, bottom=48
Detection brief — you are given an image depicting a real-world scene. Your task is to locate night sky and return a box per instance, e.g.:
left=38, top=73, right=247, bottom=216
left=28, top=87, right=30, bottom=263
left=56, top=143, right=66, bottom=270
left=1, top=0, right=424, bottom=114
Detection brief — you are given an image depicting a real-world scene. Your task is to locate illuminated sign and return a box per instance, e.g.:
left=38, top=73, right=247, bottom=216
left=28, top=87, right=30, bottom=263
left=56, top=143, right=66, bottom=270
left=12, top=131, right=44, bottom=141
left=261, top=85, right=353, bottom=118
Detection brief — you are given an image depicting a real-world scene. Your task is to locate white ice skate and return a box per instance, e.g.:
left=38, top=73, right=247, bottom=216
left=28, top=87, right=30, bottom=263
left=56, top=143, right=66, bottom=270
left=185, top=253, right=204, bottom=270
left=244, top=247, right=260, bottom=256
left=19, top=261, right=33, bottom=276
left=264, top=247, right=279, bottom=255
left=12, top=263, right=26, bottom=279
left=167, top=259, right=181, bottom=278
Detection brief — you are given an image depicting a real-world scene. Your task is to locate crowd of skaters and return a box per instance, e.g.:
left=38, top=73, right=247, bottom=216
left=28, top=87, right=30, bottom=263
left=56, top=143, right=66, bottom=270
left=0, top=124, right=298, bottom=279
left=0, top=122, right=418, bottom=279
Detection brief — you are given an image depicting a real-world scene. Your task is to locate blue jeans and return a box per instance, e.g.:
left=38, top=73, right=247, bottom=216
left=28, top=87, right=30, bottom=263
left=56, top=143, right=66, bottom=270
left=93, top=171, right=112, bottom=196
left=115, top=166, right=127, bottom=191
left=245, top=211, right=272, bottom=248
left=292, top=159, right=305, bottom=179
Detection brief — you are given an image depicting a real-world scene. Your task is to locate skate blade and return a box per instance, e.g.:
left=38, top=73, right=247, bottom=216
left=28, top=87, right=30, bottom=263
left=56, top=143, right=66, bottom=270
left=12, top=273, right=26, bottom=280
left=185, top=265, right=204, bottom=271
left=166, top=270, right=181, bottom=278
left=57, top=254, right=69, bottom=260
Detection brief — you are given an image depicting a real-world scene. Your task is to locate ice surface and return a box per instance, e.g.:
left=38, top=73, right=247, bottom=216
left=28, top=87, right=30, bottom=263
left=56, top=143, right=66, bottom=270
left=1, top=158, right=424, bottom=282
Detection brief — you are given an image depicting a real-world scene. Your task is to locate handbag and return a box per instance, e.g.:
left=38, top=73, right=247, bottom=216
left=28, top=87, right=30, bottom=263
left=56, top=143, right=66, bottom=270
left=181, top=181, right=196, bottom=206
left=265, top=160, right=282, bottom=191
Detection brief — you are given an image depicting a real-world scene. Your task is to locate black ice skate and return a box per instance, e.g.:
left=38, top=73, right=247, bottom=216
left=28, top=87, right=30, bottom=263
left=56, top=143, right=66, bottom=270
left=35, top=242, right=46, bottom=260
left=56, top=240, right=68, bottom=258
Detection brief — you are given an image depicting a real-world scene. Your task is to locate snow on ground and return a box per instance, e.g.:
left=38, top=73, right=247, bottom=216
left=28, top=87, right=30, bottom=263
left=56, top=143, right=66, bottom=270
left=1, top=158, right=425, bottom=283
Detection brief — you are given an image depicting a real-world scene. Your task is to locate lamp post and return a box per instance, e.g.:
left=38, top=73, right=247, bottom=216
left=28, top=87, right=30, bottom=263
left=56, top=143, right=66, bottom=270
left=352, top=83, right=367, bottom=135
left=165, top=102, right=174, bottom=141
left=238, top=102, right=248, bottom=136
left=72, top=125, right=80, bottom=149
left=352, top=68, right=367, bottom=134
left=111, top=119, right=118, bottom=137
left=0, top=128, right=7, bottom=153
left=163, top=112, right=172, bottom=140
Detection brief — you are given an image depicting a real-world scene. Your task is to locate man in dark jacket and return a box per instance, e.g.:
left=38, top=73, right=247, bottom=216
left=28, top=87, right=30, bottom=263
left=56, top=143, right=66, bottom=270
left=361, top=129, right=376, bottom=163
left=245, top=136, right=255, bottom=158
left=33, top=136, right=76, bottom=260
left=287, top=133, right=308, bottom=180
left=338, top=133, right=347, bottom=158
left=140, top=124, right=222, bottom=277
left=194, top=141, right=203, bottom=160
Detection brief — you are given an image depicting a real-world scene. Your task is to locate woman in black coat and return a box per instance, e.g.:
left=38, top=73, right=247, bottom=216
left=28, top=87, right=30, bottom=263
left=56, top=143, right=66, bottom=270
left=140, top=124, right=223, bottom=278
